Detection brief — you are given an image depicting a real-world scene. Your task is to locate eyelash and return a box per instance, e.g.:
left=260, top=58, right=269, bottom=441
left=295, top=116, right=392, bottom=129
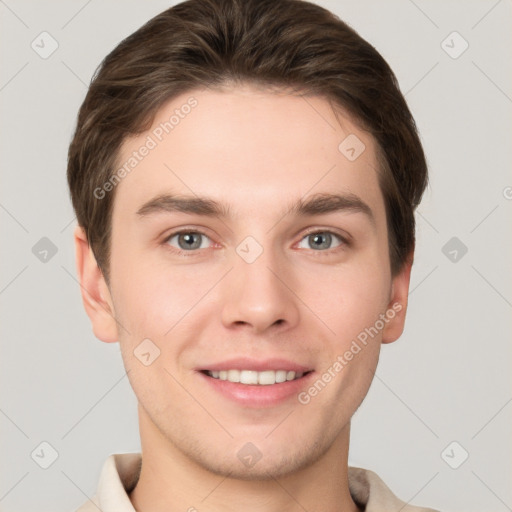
left=162, top=228, right=350, bottom=257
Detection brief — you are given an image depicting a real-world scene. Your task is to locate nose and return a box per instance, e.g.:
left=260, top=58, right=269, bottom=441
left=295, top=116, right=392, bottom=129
left=220, top=243, right=300, bottom=335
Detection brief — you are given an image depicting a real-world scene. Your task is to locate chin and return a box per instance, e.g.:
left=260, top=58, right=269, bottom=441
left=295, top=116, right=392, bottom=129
left=182, top=434, right=331, bottom=481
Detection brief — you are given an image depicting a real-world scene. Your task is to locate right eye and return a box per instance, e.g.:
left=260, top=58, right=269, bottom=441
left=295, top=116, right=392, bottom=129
left=164, top=230, right=213, bottom=253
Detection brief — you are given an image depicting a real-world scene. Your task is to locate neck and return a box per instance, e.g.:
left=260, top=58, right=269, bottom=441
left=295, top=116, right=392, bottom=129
left=129, top=405, right=360, bottom=512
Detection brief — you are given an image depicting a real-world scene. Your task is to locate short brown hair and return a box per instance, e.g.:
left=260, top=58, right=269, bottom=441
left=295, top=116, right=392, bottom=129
left=67, top=0, right=428, bottom=282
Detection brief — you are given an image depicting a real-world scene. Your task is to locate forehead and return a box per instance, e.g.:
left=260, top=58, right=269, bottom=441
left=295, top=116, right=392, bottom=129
left=112, top=84, right=386, bottom=225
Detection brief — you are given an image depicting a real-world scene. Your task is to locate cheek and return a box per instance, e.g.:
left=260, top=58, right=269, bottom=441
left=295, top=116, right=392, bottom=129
left=110, top=252, right=222, bottom=344
left=302, top=258, right=391, bottom=340
left=111, top=261, right=217, bottom=409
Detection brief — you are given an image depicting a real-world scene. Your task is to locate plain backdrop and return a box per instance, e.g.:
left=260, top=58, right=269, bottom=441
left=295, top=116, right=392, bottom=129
left=0, top=1, right=511, bottom=511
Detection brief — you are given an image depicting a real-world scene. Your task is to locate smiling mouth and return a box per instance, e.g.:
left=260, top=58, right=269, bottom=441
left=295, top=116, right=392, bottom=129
left=201, top=369, right=313, bottom=385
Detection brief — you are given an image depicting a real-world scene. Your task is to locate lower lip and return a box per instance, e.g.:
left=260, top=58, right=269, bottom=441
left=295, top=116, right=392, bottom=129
left=198, top=371, right=315, bottom=408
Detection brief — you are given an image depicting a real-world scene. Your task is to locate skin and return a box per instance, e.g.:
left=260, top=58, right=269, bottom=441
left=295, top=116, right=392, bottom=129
left=75, top=83, right=412, bottom=512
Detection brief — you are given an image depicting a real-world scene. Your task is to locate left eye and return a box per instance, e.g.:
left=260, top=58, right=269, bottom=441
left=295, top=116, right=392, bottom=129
left=166, top=231, right=211, bottom=251
left=297, top=231, right=344, bottom=251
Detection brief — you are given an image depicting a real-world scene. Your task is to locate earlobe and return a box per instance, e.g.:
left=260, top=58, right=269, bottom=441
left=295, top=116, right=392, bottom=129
left=381, top=251, right=414, bottom=344
left=74, top=225, right=118, bottom=343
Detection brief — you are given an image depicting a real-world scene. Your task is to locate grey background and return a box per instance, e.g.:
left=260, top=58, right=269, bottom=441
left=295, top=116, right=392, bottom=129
left=1, top=0, right=511, bottom=511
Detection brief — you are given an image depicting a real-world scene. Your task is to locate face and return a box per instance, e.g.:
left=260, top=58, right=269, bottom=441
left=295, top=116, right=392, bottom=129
left=77, top=83, right=411, bottom=480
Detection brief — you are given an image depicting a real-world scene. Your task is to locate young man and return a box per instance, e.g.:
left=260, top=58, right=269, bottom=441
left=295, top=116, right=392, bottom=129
left=68, top=0, right=438, bottom=510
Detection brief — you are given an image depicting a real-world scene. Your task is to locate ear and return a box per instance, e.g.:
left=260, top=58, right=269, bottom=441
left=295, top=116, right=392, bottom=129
left=74, top=225, right=118, bottom=343
left=381, top=249, right=414, bottom=344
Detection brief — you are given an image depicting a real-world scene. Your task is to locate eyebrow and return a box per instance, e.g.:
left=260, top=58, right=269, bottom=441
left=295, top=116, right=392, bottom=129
left=136, top=192, right=375, bottom=225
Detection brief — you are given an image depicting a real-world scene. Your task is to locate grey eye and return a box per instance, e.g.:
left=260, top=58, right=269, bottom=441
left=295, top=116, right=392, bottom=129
left=167, top=232, right=210, bottom=250
left=297, top=232, right=343, bottom=251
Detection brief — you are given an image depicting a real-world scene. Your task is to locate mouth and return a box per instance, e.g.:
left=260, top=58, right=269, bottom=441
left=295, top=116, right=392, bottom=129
left=196, top=358, right=315, bottom=407
left=201, top=369, right=314, bottom=385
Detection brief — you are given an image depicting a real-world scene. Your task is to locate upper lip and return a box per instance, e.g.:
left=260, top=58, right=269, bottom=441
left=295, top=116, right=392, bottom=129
left=197, top=357, right=314, bottom=373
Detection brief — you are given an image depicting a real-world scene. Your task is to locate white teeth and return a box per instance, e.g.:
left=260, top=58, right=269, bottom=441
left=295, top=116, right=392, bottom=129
left=240, top=370, right=259, bottom=385
left=258, top=370, right=276, bottom=385
left=227, top=369, right=240, bottom=382
left=206, top=369, right=305, bottom=385
left=275, top=370, right=287, bottom=383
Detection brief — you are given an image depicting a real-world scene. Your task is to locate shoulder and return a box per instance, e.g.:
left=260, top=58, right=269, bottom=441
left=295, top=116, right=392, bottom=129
left=73, top=453, right=141, bottom=512
left=348, top=466, right=440, bottom=512
left=74, top=495, right=101, bottom=512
